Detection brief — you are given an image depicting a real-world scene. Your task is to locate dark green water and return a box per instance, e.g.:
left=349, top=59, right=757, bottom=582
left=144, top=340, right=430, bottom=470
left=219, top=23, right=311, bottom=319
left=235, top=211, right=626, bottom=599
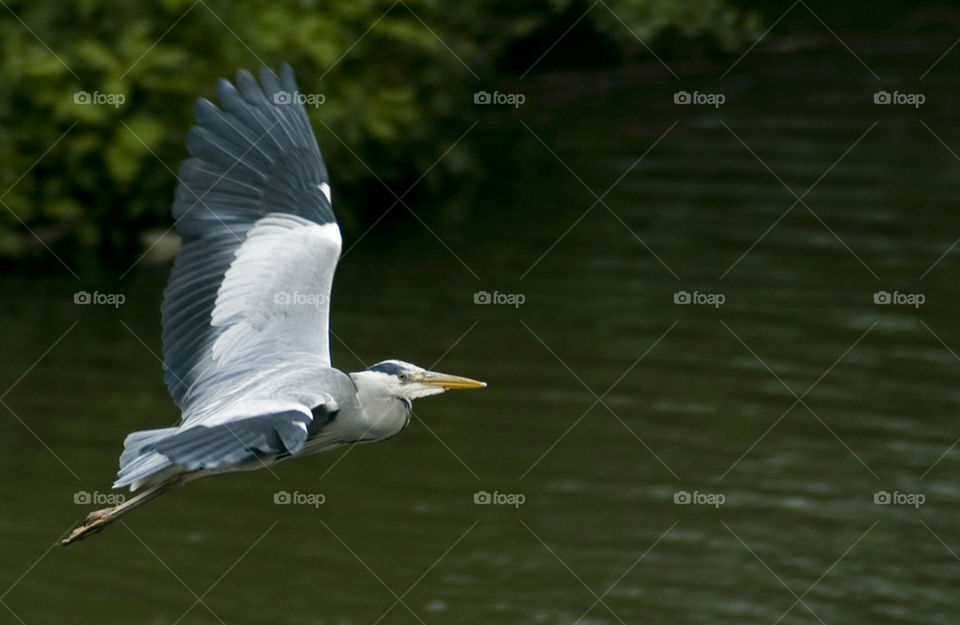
left=3, top=32, right=960, bottom=624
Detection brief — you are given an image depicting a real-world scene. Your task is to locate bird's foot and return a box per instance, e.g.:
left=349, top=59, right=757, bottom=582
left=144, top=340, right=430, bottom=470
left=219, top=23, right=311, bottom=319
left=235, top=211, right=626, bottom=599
left=61, top=506, right=117, bottom=545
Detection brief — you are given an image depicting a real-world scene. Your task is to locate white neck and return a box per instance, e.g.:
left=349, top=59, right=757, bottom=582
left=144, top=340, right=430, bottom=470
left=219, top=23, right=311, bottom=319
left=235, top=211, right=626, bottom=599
left=349, top=371, right=412, bottom=441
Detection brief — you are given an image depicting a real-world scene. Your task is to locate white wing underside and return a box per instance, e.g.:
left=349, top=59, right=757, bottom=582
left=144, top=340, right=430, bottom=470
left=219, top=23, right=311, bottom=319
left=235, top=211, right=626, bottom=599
left=213, top=214, right=339, bottom=366
left=182, top=214, right=341, bottom=423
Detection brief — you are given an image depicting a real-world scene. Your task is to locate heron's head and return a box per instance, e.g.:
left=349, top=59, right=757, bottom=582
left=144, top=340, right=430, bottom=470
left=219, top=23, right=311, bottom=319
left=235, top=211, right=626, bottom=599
left=351, top=360, right=486, bottom=401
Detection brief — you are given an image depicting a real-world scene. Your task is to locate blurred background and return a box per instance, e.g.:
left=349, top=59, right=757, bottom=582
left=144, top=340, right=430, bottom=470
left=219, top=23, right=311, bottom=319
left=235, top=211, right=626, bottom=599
left=2, top=1, right=960, bottom=623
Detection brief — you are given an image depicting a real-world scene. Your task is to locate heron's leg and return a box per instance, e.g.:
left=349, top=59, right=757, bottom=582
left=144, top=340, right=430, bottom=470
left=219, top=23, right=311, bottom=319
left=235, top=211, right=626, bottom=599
left=61, top=474, right=184, bottom=546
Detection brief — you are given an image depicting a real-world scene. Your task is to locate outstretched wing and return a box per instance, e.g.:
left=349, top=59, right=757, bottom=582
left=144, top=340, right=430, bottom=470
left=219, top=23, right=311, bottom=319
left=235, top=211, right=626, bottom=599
left=161, top=64, right=340, bottom=419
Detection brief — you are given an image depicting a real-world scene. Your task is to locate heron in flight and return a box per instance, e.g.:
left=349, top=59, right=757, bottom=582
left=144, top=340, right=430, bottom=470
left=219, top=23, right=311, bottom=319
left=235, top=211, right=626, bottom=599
left=63, top=65, right=485, bottom=545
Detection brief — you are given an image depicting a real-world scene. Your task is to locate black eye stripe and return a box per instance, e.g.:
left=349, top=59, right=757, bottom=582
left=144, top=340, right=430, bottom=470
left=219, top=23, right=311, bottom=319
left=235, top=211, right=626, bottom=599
left=368, top=362, right=407, bottom=376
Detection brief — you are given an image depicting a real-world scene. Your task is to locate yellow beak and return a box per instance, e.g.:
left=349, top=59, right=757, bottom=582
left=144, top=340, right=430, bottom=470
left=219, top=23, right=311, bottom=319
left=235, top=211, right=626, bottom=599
left=418, top=370, right=487, bottom=390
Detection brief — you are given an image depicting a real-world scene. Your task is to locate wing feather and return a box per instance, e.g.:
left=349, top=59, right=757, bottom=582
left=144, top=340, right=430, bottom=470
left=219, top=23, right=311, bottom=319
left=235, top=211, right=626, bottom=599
left=118, top=65, right=350, bottom=490
left=161, top=64, right=339, bottom=416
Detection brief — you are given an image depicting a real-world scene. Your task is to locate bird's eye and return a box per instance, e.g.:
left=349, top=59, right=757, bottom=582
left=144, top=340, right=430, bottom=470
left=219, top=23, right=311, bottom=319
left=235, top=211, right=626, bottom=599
left=398, top=372, right=409, bottom=382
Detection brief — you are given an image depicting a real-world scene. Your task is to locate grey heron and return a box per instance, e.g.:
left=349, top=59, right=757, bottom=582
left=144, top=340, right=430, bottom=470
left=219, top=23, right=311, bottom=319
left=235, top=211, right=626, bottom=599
left=62, top=65, right=485, bottom=545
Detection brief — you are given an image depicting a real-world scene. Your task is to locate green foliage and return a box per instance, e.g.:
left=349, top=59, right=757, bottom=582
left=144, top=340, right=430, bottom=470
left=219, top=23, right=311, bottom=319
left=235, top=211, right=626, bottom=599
left=0, top=0, right=758, bottom=263
left=590, top=0, right=762, bottom=52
